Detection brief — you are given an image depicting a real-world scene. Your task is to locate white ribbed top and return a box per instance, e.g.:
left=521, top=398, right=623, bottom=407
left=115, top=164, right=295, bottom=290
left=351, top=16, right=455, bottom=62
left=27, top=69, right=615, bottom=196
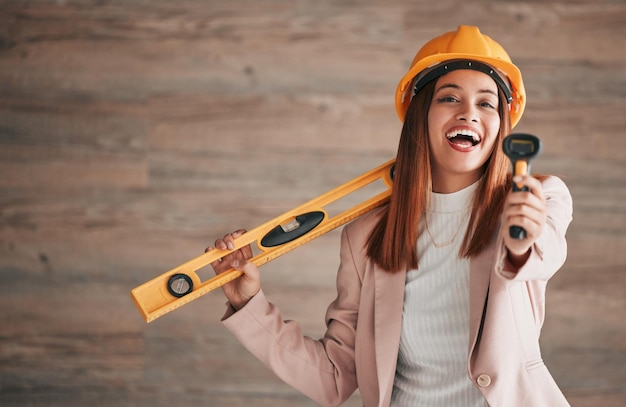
left=391, top=181, right=487, bottom=406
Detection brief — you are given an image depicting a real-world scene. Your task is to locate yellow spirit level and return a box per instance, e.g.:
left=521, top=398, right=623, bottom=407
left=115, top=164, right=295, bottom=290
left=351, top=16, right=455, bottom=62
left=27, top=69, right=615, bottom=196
left=131, top=159, right=395, bottom=322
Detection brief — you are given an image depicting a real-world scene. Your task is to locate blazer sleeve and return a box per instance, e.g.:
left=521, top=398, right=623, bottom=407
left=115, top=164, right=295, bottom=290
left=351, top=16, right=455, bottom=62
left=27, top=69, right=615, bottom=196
left=497, top=175, right=573, bottom=281
left=220, top=225, right=363, bottom=407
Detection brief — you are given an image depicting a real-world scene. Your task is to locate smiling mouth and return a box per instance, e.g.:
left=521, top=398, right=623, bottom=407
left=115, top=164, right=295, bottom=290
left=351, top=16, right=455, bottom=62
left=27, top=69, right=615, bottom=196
left=446, top=129, right=481, bottom=147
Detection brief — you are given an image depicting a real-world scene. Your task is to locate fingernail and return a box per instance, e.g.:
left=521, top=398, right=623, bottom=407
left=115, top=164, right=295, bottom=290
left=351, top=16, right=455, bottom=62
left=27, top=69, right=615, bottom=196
left=513, top=175, right=523, bottom=183
left=231, top=260, right=240, bottom=268
left=227, top=242, right=234, bottom=250
left=232, top=231, right=241, bottom=238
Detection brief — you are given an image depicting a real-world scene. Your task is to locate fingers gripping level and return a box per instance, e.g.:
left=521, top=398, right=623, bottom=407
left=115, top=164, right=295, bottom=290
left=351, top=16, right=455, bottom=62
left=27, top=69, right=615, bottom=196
left=130, top=160, right=395, bottom=322
left=502, top=133, right=542, bottom=239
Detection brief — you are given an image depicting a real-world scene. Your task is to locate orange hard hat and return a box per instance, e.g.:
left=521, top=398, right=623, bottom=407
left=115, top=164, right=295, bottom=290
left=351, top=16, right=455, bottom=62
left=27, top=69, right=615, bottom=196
left=395, top=25, right=525, bottom=128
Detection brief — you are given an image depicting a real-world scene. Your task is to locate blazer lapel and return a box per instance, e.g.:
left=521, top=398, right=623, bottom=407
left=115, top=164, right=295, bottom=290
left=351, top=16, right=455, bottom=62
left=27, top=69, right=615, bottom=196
left=374, top=266, right=406, bottom=405
left=468, top=237, right=498, bottom=355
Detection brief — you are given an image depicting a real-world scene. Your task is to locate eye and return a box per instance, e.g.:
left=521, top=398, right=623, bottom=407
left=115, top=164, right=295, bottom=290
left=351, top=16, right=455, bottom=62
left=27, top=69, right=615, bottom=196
left=479, top=100, right=497, bottom=109
left=436, top=96, right=459, bottom=103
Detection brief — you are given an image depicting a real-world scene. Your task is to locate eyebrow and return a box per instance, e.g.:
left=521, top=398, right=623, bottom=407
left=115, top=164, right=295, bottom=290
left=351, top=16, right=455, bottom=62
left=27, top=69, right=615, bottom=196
left=435, top=83, right=498, bottom=97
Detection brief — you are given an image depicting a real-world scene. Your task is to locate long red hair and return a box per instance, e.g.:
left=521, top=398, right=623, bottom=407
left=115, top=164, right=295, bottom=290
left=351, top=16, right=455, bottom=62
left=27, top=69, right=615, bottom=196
left=366, top=79, right=512, bottom=272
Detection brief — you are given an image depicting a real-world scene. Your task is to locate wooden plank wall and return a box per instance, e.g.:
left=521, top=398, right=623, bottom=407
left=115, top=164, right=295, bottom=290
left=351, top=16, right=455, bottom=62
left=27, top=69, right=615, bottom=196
left=0, top=1, right=624, bottom=406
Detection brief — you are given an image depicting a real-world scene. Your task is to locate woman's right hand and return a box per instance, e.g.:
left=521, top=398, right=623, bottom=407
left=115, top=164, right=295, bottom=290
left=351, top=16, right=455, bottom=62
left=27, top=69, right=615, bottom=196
left=205, top=229, right=260, bottom=310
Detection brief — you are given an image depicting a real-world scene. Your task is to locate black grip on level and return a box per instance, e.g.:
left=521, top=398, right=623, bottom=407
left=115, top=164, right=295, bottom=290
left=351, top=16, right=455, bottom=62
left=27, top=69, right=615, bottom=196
left=261, top=211, right=325, bottom=247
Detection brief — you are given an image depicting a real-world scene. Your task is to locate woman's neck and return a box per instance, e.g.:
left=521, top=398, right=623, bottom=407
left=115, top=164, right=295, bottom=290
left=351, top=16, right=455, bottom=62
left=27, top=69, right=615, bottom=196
left=431, top=170, right=482, bottom=193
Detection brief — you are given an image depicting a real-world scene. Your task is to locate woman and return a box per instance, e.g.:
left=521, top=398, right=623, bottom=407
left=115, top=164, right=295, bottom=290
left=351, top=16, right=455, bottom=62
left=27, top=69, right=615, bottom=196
left=207, top=25, right=573, bottom=406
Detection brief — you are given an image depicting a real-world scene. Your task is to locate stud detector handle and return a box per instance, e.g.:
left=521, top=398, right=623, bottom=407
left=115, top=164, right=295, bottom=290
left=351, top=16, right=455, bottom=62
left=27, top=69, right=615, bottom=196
left=502, top=133, right=542, bottom=240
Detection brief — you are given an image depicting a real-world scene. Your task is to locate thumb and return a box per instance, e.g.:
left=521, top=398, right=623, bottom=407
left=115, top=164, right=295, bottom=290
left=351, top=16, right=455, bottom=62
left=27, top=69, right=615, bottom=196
left=230, top=259, right=261, bottom=287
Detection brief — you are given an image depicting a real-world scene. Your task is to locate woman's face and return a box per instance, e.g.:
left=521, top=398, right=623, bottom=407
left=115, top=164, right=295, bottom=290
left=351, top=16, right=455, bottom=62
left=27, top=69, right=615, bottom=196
left=427, top=69, right=501, bottom=193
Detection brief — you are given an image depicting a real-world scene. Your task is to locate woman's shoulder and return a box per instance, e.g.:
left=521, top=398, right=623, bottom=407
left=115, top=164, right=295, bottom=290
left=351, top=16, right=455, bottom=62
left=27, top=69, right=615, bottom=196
left=539, top=175, right=573, bottom=229
left=342, top=205, right=386, bottom=250
left=345, top=205, right=385, bottom=233
left=337, top=206, right=385, bottom=275
left=540, top=174, right=568, bottom=189
left=540, top=175, right=572, bottom=204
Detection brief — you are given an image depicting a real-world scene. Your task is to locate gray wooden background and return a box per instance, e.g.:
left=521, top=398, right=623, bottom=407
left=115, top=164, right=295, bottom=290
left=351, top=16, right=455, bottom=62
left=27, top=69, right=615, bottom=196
left=1, top=1, right=624, bottom=406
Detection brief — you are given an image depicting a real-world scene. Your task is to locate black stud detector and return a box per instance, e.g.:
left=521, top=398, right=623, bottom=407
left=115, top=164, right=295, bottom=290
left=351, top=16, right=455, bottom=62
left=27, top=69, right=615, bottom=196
left=502, top=133, right=542, bottom=239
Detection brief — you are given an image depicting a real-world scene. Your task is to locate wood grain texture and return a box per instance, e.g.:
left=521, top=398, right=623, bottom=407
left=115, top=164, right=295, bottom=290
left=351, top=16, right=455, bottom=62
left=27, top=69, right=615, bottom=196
left=0, top=1, right=624, bottom=406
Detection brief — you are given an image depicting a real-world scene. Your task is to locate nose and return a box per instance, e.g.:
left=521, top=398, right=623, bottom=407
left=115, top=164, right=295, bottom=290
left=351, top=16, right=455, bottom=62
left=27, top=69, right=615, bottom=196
left=456, top=102, right=479, bottom=122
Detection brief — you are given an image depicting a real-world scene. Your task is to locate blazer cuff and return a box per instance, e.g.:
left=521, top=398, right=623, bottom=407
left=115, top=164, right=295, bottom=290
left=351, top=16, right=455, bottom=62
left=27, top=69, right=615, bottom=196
left=497, top=238, right=546, bottom=280
left=220, top=289, right=267, bottom=322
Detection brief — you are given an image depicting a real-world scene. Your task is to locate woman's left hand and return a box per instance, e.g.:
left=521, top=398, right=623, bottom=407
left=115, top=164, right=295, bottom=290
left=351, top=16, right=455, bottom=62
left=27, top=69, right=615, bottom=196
left=501, top=175, right=548, bottom=265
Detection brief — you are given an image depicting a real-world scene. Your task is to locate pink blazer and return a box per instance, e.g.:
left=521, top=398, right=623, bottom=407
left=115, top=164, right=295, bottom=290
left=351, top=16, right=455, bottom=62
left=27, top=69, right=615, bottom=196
left=222, top=176, right=573, bottom=407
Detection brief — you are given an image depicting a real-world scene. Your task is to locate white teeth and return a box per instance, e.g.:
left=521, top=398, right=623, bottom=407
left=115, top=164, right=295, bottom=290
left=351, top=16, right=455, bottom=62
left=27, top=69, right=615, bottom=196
left=446, top=129, right=481, bottom=143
